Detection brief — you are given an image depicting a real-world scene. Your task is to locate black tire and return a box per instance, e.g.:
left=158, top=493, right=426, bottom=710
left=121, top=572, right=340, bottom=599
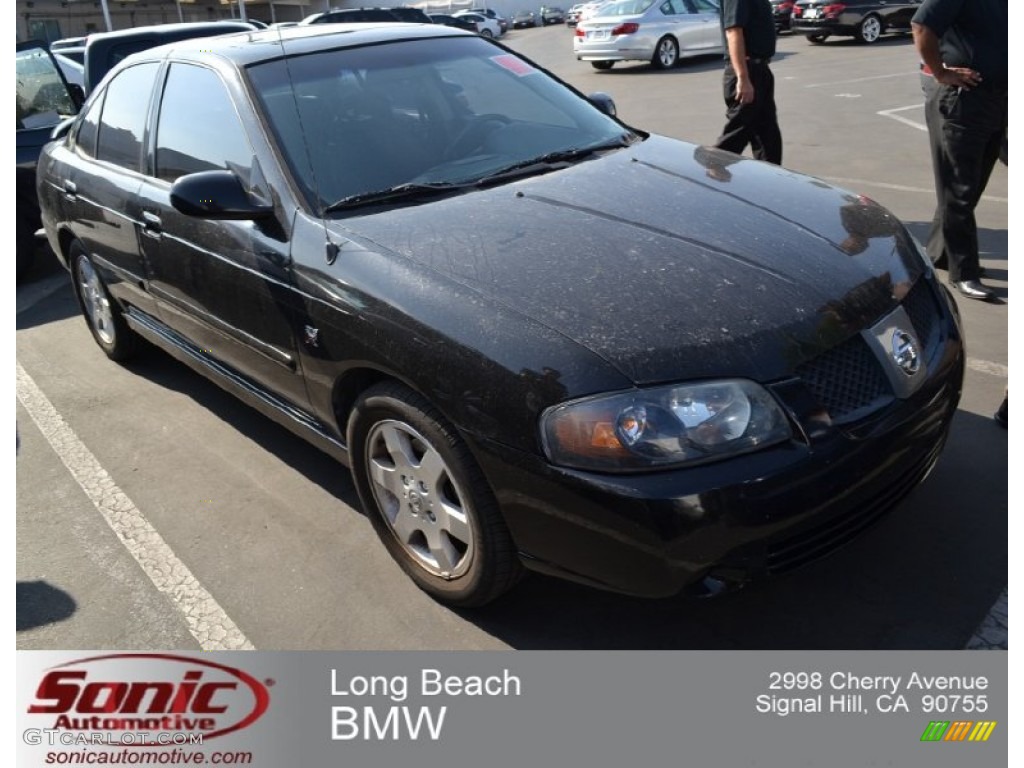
left=591, top=60, right=615, bottom=70
left=70, top=241, right=137, bottom=361
left=348, top=381, right=522, bottom=607
left=480, top=28, right=494, bottom=38
left=855, top=14, right=883, bottom=43
left=651, top=36, right=679, bottom=69
left=806, top=33, right=828, bottom=44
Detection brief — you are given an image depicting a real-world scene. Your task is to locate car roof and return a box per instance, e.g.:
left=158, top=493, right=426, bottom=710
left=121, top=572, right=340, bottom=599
left=119, top=22, right=470, bottom=69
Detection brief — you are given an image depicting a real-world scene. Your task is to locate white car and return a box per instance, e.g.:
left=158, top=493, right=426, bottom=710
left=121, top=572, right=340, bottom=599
left=574, top=0, right=724, bottom=70
left=453, top=10, right=505, bottom=38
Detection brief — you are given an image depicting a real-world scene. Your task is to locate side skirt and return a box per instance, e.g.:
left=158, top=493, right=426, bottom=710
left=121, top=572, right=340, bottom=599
left=124, top=307, right=350, bottom=467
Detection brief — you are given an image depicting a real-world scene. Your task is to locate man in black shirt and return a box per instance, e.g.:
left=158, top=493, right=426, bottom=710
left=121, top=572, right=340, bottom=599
left=913, top=0, right=1007, bottom=301
left=713, top=0, right=781, bottom=165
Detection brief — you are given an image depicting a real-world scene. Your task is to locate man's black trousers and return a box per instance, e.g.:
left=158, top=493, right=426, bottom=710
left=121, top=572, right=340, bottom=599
left=922, top=78, right=1007, bottom=282
left=715, top=60, right=782, bottom=165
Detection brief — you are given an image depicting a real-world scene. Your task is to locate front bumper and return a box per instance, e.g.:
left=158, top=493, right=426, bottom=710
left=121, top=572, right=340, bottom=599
left=468, top=285, right=964, bottom=598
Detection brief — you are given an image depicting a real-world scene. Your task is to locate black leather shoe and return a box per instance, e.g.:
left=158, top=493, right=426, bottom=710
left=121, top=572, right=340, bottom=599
left=952, top=279, right=996, bottom=301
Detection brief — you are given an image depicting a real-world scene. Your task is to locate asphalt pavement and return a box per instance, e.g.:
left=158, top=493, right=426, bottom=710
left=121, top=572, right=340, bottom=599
left=15, top=26, right=1008, bottom=651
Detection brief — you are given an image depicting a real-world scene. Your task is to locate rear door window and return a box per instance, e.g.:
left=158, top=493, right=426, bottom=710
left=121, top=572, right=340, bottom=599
left=95, top=62, right=160, bottom=171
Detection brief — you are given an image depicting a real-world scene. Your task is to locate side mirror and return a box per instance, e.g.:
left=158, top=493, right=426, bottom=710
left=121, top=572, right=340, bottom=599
left=587, top=92, right=617, bottom=117
left=170, top=170, right=274, bottom=220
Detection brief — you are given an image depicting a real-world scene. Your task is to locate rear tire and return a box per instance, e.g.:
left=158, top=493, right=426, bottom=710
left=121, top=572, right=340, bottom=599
left=855, top=14, right=882, bottom=44
left=71, top=241, right=137, bottom=361
left=806, top=33, right=828, bottom=44
left=651, top=36, right=679, bottom=69
left=592, top=60, right=615, bottom=70
left=348, top=382, right=522, bottom=607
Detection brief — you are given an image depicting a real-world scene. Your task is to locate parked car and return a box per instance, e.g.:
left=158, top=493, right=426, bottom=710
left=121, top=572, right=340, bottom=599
left=452, top=11, right=504, bottom=38
left=566, top=4, right=586, bottom=25
left=770, top=0, right=797, bottom=31
left=301, top=6, right=433, bottom=25
left=81, top=21, right=257, bottom=93
left=541, top=6, right=567, bottom=24
left=16, top=41, right=82, bottom=279
left=38, top=24, right=963, bottom=607
left=576, top=0, right=615, bottom=24
left=575, top=0, right=725, bottom=70
left=791, top=0, right=920, bottom=44
left=513, top=10, right=539, bottom=28
left=454, top=7, right=509, bottom=33
left=429, top=13, right=479, bottom=32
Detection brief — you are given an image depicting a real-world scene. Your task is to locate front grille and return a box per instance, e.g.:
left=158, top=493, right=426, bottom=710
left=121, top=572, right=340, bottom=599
left=764, top=438, right=943, bottom=574
left=795, top=334, right=892, bottom=420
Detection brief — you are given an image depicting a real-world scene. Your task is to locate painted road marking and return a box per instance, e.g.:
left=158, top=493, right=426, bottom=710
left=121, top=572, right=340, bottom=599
left=15, top=362, right=255, bottom=651
left=803, top=72, right=909, bottom=89
left=878, top=103, right=928, bottom=132
left=824, top=176, right=1007, bottom=204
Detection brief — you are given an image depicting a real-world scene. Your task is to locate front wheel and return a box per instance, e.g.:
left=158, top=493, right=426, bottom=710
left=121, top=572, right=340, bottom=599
left=806, top=33, right=828, bottom=44
left=71, top=242, right=137, bottom=361
left=348, top=382, right=522, bottom=607
left=856, top=14, right=882, bottom=43
left=651, top=36, right=679, bottom=70
left=591, top=60, right=615, bottom=70
left=479, top=28, right=494, bottom=38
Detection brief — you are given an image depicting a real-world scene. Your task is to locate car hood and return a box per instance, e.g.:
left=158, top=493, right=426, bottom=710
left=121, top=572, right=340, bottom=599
left=326, top=135, right=924, bottom=386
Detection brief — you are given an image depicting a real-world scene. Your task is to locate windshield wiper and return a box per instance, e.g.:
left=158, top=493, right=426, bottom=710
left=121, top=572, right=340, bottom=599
left=322, top=181, right=466, bottom=214
left=473, top=138, right=634, bottom=186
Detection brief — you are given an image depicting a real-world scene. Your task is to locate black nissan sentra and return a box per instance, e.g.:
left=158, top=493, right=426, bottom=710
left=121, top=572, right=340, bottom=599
left=37, top=24, right=964, bottom=607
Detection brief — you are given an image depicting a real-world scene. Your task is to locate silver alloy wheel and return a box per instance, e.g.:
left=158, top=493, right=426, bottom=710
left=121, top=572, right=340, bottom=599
left=656, top=37, right=678, bottom=68
left=77, top=256, right=116, bottom=346
left=859, top=15, right=881, bottom=43
left=365, top=419, right=475, bottom=579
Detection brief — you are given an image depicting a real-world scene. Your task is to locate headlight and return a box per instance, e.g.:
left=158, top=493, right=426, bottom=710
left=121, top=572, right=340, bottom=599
left=541, top=379, right=792, bottom=472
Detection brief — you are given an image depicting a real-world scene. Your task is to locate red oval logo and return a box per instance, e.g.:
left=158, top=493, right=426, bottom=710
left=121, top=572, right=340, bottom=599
left=28, top=653, right=270, bottom=745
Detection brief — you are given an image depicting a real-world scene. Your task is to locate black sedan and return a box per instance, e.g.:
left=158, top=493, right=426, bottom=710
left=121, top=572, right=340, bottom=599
left=37, top=24, right=963, bottom=607
left=791, top=0, right=921, bottom=44
left=770, top=0, right=797, bottom=32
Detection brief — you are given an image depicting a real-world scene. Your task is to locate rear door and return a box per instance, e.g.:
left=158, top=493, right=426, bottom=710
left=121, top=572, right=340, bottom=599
left=53, top=62, right=161, bottom=311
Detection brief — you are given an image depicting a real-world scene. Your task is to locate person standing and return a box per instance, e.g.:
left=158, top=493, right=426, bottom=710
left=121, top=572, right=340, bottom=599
left=912, top=0, right=1008, bottom=301
left=713, top=0, right=781, bottom=165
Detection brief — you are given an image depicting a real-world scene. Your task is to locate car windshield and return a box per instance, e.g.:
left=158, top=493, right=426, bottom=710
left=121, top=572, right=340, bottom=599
left=248, top=36, right=636, bottom=214
left=17, top=46, right=77, bottom=129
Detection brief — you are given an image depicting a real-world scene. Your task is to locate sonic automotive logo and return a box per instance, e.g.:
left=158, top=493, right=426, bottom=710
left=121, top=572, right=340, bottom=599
left=26, top=653, right=270, bottom=746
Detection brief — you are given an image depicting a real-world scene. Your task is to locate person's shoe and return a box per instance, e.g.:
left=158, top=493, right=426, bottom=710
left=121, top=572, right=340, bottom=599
left=952, top=279, right=996, bottom=301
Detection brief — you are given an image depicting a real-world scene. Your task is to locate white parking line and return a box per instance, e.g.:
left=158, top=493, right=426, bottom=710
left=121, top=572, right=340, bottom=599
left=968, top=359, right=1009, bottom=379
left=15, top=362, right=255, bottom=651
left=802, top=72, right=910, bottom=89
left=823, top=176, right=1008, bottom=204
left=878, top=103, right=928, bottom=132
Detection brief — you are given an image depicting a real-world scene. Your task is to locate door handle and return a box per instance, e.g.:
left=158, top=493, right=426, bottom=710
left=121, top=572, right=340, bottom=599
left=141, top=211, right=162, bottom=238
left=62, top=180, right=77, bottom=200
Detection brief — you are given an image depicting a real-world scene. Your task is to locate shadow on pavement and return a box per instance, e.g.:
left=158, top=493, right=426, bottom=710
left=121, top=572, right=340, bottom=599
left=17, top=580, right=78, bottom=632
